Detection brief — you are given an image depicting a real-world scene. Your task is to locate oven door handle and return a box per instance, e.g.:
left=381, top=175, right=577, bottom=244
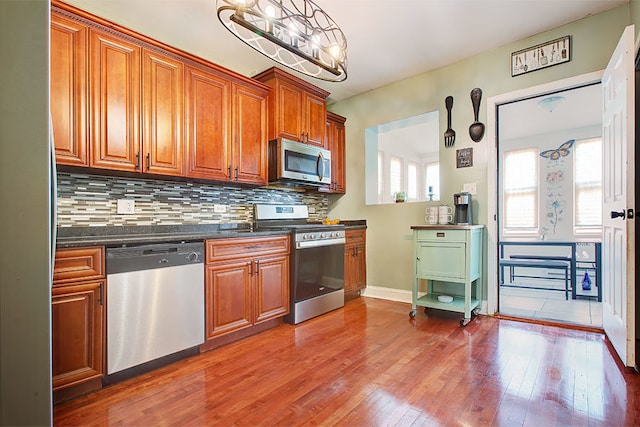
left=296, top=237, right=345, bottom=249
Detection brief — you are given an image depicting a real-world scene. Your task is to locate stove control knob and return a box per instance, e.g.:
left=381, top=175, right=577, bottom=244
left=320, top=233, right=326, bottom=239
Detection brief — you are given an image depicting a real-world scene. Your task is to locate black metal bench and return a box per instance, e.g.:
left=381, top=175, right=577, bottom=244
left=499, top=258, right=570, bottom=300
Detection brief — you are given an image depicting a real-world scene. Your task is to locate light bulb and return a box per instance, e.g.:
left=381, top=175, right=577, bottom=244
left=329, top=44, right=343, bottom=68
left=264, top=5, right=275, bottom=33
left=311, top=35, right=320, bottom=59
left=288, top=23, right=299, bottom=48
left=265, top=5, right=275, bottom=18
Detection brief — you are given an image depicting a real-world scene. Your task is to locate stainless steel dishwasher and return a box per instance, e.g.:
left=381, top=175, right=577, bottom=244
left=106, top=242, right=204, bottom=376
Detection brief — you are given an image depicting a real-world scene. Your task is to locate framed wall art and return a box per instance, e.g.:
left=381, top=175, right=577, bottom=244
left=456, top=148, right=473, bottom=168
left=511, top=35, right=571, bottom=77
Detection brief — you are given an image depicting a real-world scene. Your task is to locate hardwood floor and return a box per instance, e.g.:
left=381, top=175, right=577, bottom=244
left=54, top=297, right=640, bottom=426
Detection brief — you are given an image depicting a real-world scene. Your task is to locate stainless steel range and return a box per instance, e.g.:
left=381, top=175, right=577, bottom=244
left=254, top=204, right=345, bottom=324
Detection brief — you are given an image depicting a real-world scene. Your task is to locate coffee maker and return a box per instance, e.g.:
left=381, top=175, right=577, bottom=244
left=453, top=192, right=472, bottom=225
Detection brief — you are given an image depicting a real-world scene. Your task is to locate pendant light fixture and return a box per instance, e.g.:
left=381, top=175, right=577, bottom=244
left=217, top=0, right=347, bottom=82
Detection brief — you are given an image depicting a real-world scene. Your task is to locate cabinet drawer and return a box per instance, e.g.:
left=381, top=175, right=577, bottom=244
left=345, top=229, right=365, bottom=245
left=206, top=235, right=290, bottom=263
left=54, top=246, right=105, bottom=284
left=415, top=229, right=466, bottom=242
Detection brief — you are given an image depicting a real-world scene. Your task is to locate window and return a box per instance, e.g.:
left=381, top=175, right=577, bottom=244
left=407, top=162, right=417, bottom=200
left=503, top=149, right=537, bottom=230
left=389, top=156, right=402, bottom=198
left=425, top=162, right=440, bottom=201
left=574, top=138, right=602, bottom=229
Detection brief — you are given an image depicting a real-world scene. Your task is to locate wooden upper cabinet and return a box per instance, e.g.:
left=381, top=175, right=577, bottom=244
left=232, top=83, right=268, bottom=185
left=50, top=13, right=88, bottom=166
left=142, top=49, right=184, bottom=176
left=304, top=92, right=327, bottom=147
left=89, top=29, right=141, bottom=172
left=275, top=82, right=303, bottom=142
left=322, top=111, right=346, bottom=194
left=254, top=67, right=329, bottom=148
left=185, top=66, right=231, bottom=181
left=51, top=2, right=269, bottom=185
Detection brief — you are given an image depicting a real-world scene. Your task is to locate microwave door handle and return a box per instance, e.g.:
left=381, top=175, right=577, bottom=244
left=316, top=152, right=324, bottom=180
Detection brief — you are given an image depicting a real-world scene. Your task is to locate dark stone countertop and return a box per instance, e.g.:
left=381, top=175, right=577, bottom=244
left=55, top=224, right=289, bottom=248
left=56, top=221, right=367, bottom=248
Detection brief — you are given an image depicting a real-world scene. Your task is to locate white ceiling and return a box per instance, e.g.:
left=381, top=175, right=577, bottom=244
left=62, top=0, right=627, bottom=104
left=499, top=83, right=602, bottom=141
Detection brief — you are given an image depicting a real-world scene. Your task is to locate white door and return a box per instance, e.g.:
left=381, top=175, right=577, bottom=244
left=601, top=25, right=636, bottom=367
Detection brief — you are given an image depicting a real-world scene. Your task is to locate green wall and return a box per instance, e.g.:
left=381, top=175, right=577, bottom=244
left=0, top=1, right=52, bottom=425
left=328, top=6, right=631, bottom=297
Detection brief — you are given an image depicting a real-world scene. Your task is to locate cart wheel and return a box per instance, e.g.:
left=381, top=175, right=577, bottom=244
left=409, top=310, right=417, bottom=319
left=472, top=308, right=480, bottom=317
left=460, top=318, right=471, bottom=327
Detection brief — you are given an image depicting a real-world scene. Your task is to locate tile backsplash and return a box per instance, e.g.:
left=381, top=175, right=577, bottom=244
left=57, top=172, right=330, bottom=227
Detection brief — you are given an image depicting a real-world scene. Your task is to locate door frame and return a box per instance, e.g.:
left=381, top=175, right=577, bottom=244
left=485, top=71, right=604, bottom=316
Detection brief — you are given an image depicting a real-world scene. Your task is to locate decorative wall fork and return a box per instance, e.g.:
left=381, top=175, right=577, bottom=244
left=444, top=96, right=455, bottom=147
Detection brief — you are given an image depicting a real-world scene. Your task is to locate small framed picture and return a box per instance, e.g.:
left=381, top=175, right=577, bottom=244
left=511, top=35, right=571, bottom=77
left=456, top=148, right=473, bottom=168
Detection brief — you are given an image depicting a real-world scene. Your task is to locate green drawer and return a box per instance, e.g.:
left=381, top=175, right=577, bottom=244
left=415, top=229, right=466, bottom=242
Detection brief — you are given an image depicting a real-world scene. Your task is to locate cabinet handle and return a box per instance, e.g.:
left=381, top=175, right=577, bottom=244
left=136, top=152, right=141, bottom=170
left=99, top=283, right=103, bottom=306
left=235, top=166, right=239, bottom=180
left=228, top=165, right=232, bottom=180
left=146, top=153, right=150, bottom=171
left=249, top=260, right=253, bottom=276
left=255, top=260, right=260, bottom=276
left=306, top=132, right=309, bottom=143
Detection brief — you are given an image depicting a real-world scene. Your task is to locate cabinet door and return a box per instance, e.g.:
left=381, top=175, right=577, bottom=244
left=416, top=242, right=467, bottom=280
left=51, top=281, right=104, bottom=391
left=322, top=114, right=346, bottom=193
left=89, top=29, right=141, bottom=171
left=185, top=66, right=231, bottom=181
left=206, top=261, right=252, bottom=339
left=354, top=243, right=367, bottom=290
left=232, top=83, right=268, bottom=185
left=254, top=255, right=289, bottom=323
left=304, top=92, right=327, bottom=148
left=344, top=244, right=357, bottom=294
left=332, top=120, right=346, bottom=192
left=275, top=81, right=303, bottom=141
left=142, top=49, right=184, bottom=176
left=51, top=13, right=88, bottom=166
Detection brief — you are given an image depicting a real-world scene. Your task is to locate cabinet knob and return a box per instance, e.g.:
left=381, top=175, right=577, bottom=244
left=416, top=257, right=420, bottom=261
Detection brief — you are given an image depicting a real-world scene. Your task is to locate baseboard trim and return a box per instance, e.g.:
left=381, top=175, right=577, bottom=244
left=362, top=285, right=488, bottom=315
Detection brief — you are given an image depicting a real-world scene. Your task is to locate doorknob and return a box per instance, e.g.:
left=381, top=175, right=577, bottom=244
left=610, top=210, right=626, bottom=219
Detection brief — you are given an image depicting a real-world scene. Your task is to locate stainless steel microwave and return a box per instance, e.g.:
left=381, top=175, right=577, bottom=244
left=268, top=138, right=331, bottom=186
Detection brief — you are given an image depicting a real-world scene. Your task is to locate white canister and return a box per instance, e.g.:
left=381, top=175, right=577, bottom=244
left=438, top=205, right=453, bottom=224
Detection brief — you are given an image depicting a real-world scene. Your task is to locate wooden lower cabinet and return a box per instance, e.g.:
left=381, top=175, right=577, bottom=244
left=52, top=281, right=104, bottom=389
left=344, top=229, right=366, bottom=298
left=52, top=246, right=105, bottom=402
left=205, top=236, right=290, bottom=343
